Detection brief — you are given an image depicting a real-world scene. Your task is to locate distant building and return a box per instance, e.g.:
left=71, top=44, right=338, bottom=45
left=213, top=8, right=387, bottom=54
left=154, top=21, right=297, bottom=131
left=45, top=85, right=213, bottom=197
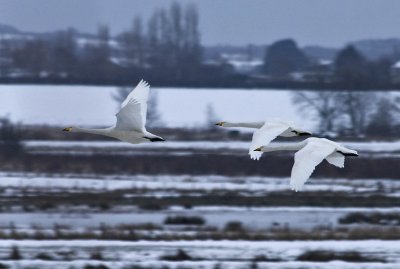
left=220, top=53, right=263, bottom=74
left=204, top=53, right=263, bottom=75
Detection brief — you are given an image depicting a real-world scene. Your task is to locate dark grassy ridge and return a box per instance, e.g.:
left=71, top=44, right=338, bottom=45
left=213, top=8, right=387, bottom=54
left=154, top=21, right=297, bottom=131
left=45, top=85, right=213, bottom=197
left=1, top=190, right=400, bottom=209
left=1, top=223, right=400, bottom=240
left=297, top=250, right=385, bottom=263
left=2, top=151, right=399, bottom=179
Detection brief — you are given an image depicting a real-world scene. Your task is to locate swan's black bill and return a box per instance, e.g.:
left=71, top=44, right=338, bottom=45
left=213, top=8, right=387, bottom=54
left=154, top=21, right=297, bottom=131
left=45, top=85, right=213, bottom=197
left=144, top=137, right=166, bottom=142
left=63, top=127, right=72, bottom=132
left=254, top=147, right=262, bottom=152
left=292, top=130, right=312, bottom=136
left=337, top=151, right=359, bottom=157
left=298, top=132, right=312, bottom=136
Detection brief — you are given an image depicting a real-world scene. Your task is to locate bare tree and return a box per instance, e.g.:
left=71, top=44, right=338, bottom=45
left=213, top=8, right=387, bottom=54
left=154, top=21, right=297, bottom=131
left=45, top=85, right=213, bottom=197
left=97, top=24, right=111, bottom=62
left=366, top=96, right=399, bottom=136
left=294, top=90, right=400, bottom=137
left=292, top=91, right=342, bottom=134
left=117, top=16, right=144, bottom=67
left=0, top=117, right=23, bottom=157
left=334, top=92, right=377, bottom=136
left=112, top=87, right=162, bottom=128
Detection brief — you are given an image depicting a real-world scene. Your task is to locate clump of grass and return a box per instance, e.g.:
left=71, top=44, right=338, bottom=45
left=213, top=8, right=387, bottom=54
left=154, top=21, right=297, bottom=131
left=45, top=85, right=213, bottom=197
left=224, top=221, right=244, bottom=232
left=84, top=265, right=109, bottom=269
left=9, top=245, right=22, bottom=260
left=252, top=254, right=280, bottom=262
left=164, top=216, right=205, bottom=225
left=35, top=252, right=53, bottom=260
left=123, top=266, right=166, bottom=269
left=297, top=250, right=385, bottom=262
left=138, top=202, right=164, bottom=211
left=90, top=249, right=104, bottom=260
left=160, top=249, right=192, bottom=261
left=339, top=212, right=400, bottom=225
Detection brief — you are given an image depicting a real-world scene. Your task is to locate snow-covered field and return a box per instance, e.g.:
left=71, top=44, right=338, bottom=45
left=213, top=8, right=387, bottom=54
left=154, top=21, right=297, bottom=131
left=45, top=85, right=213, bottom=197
left=0, top=240, right=399, bottom=268
left=0, top=85, right=315, bottom=129
left=0, top=173, right=399, bottom=231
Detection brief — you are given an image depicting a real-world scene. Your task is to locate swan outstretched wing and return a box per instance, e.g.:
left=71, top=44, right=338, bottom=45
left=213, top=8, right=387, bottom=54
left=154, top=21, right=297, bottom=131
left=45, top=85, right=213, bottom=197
left=249, top=122, right=289, bottom=160
left=115, top=80, right=150, bottom=132
left=290, top=141, right=335, bottom=191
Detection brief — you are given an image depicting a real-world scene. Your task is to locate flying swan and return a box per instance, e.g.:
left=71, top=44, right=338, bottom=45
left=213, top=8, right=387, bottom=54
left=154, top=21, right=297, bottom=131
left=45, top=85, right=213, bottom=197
left=216, top=120, right=311, bottom=160
left=63, top=80, right=165, bottom=144
left=254, top=137, right=358, bottom=191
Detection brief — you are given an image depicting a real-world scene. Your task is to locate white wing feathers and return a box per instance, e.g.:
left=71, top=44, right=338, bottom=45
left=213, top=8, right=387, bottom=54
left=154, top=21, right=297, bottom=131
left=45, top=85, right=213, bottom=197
left=115, top=80, right=150, bottom=132
left=290, top=141, right=335, bottom=191
left=325, top=152, right=345, bottom=168
left=121, top=79, right=150, bottom=108
left=249, top=122, right=289, bottom=160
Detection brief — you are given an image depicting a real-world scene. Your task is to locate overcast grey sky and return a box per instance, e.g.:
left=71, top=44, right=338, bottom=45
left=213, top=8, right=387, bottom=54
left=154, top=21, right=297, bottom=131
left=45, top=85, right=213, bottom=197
left=1, top=0, right=400, bottom=47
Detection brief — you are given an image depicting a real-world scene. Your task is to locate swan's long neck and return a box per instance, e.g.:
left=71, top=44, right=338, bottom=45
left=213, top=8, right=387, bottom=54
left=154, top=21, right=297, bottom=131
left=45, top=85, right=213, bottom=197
left=223, top=122, right=263, bottom=128
left=73, top=126, right=112, bottom=137
left=262, top=141, right=306, bottom=152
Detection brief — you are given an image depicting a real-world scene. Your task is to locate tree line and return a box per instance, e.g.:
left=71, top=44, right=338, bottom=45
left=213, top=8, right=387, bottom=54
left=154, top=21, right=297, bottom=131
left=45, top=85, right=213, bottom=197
left=1, top=8, right=400, bottom=88
left=0, top=2, right=238, bottom=86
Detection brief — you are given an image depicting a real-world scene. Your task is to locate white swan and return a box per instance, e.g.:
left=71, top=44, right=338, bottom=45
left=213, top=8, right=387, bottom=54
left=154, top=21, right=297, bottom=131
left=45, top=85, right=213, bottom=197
left=216, top=120, right=311, bottom=160
left=254, top=137, right=358, bottom=191
left=63, top=80, right=165, bottom=144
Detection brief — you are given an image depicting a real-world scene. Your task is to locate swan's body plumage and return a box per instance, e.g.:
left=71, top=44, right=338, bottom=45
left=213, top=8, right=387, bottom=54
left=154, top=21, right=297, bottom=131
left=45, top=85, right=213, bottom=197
left=63, top=80, right=164, bottom=144
left=255, top=137, right=358, bottom=191
left=216, top=119, right=311, bottom=160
